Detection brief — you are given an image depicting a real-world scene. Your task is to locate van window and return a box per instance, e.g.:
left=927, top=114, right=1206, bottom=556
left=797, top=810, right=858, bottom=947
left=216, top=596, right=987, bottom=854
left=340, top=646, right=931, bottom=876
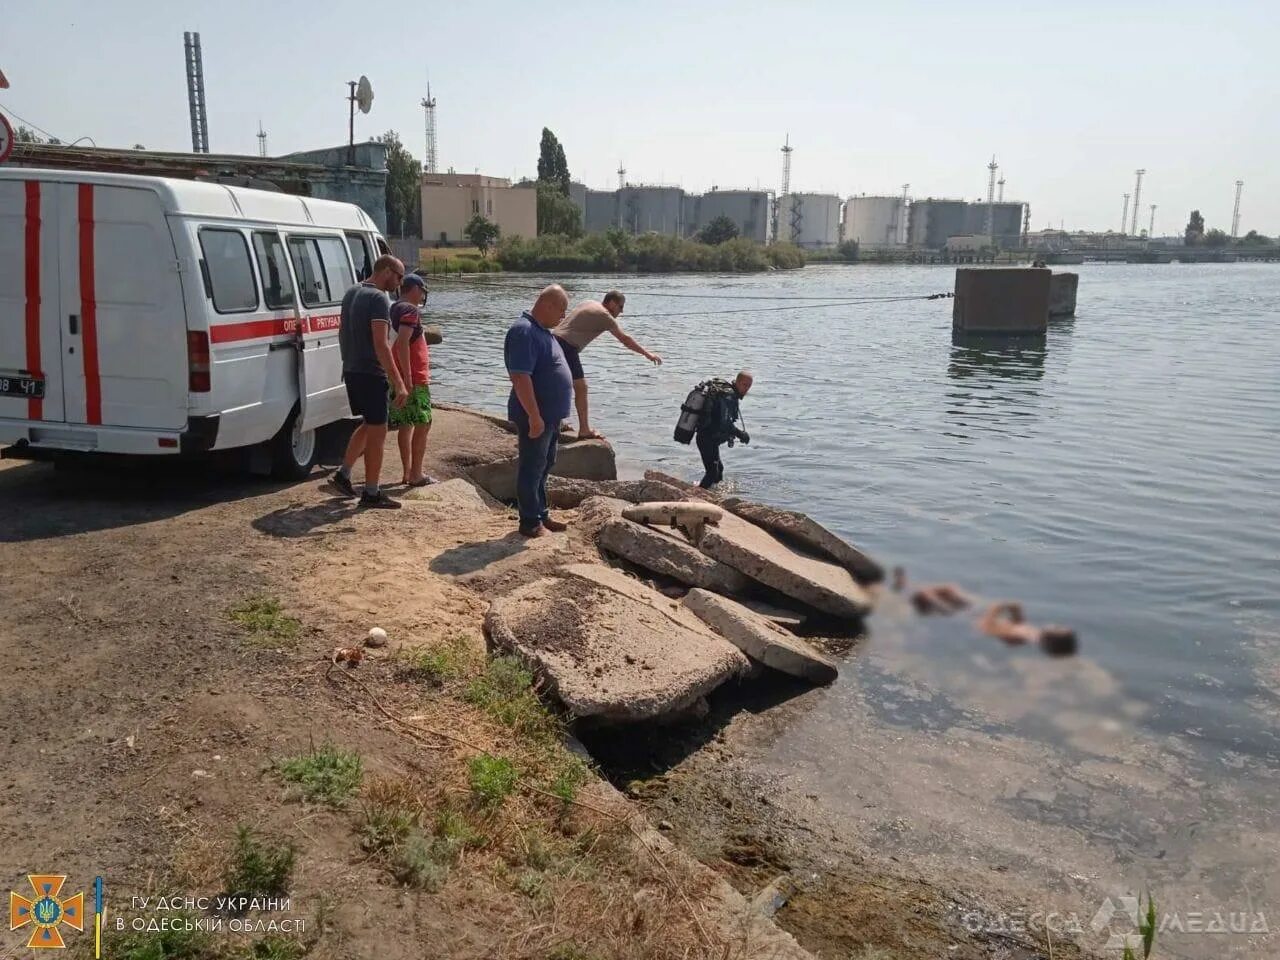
left=199, top=228, right=257, bottom=313
left=253, top=232, right=295, bottom=309
left=376, top=236, right=390, bottom=255
left=318, top=237, right=355, bottom=296
left=345, top=232, right=373, bottom=281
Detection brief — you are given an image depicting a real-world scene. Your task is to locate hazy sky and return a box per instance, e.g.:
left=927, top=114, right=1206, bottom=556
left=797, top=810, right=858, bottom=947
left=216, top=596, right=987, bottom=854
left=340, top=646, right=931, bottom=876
left=4, top=0, right=1277, bottom=234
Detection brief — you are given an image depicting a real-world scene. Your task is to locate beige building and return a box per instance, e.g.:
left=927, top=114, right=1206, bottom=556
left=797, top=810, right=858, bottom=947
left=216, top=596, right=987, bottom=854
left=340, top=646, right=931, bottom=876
left=420, top=173, right=537, bottom=245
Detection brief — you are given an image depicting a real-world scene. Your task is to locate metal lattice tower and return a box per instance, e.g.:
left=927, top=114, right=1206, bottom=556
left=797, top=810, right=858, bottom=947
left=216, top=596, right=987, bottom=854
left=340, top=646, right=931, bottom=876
left=616, top=163, right=626, bottom=190
left=1130, top=169, right=1146, bottom=236
left=1121, top=193, right=1130, bottom=235
left=183, top=31, right=210, bottom=154
left=420, top=87, right=438, bottom=174
left=1148, top=204, right=1157, bottom=238
left=772, top=135, right=793, bottom=242
left=256, top=121, right=267, bottom=158
left=900, top=183, right=910, bottom=244
left=984, top=156, right=998, bottom=238
left=1231, top=180, right=1244, bottom=238
left=1022, top=204, right=1031, bottom=246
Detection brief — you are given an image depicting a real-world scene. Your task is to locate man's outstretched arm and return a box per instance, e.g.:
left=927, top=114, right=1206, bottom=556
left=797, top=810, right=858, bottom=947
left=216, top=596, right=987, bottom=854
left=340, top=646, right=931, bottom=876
left=611, top=328, right=662, bottom=364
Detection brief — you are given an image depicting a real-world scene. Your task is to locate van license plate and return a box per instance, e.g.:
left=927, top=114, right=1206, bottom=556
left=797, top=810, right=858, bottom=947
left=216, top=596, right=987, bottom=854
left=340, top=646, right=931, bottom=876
left=0, top=376, right=45, bottom=399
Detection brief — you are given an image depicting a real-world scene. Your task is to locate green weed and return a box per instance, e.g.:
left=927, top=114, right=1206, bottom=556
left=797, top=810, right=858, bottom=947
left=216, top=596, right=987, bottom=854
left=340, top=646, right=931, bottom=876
left=223, top=826, right=294, bottom=904
left=244, top=937, right=306, bottom=960
left=468, top=755, right=518, bottom=807
left=358, top=803, right=416, bottom=854
left=398, top=634, right=474, bottom=685
left=465, top=656, right=559, bottom=741
left=228, top=596, right=301, bottom=646
left=1122, top=893, right=1158, bottom=959
left=548, top=754, right=589, bottom=805
left=277, top=745, right=362, bottom=807
left=96, top=920, right=214, bottom=960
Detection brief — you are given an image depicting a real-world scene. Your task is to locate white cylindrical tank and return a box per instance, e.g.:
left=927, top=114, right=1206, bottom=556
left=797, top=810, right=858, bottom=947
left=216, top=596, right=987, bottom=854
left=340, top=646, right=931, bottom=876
left=777, top=193, right=841, bottom=248
left=844, top=195, right=906, bottom=247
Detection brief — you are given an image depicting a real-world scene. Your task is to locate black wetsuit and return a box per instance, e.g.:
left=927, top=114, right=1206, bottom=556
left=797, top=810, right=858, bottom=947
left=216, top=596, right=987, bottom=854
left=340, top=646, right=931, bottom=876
left=694, top=381, right=747, bottom=488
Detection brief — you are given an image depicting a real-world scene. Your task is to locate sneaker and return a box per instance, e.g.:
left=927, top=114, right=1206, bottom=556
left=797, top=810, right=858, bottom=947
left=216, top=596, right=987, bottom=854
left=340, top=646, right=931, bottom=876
left=541, top=515, right=570, bottom=533
left=519, top=524, right=546, bottom=538
left=327, top=472, right=356, bottom=497
left=358, top=490, right=402, bottom=510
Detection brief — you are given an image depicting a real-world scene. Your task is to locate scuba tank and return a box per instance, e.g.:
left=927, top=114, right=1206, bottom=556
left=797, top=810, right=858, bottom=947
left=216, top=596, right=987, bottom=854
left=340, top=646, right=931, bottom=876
left=673, top=384, right=709, bottom=444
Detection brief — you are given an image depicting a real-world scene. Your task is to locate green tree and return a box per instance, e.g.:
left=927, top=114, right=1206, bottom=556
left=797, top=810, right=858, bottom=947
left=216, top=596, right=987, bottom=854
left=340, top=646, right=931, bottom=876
left=376, top=130, right=423, bottom=237
left=697, top=215, right=740, bottom=245
left=537, top=128, right=571, bottom=196
left=464, top=215, right=501, bottom=255
left=1184, top=210, right=1205, bottom=246
left=14, top=125, right=44, bottom=143
left=536, top=181, right=583, bottom=237
left=1204, top=228, right=1229, bottom=247
left=1239, top=230, right=1273, bottom=246
left=837, top=239, right=860, bottom=261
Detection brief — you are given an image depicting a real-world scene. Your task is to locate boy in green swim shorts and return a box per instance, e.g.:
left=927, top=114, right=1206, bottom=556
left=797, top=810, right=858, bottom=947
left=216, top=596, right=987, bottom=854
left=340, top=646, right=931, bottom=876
left=389, top=274, right=436, bottom=486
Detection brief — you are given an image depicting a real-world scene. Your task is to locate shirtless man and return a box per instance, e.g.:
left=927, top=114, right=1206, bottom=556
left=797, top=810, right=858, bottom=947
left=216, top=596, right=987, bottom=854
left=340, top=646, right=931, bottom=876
left=977, top=602, right=1078, bottom=657
left=891, top=567, right=972, bottom=614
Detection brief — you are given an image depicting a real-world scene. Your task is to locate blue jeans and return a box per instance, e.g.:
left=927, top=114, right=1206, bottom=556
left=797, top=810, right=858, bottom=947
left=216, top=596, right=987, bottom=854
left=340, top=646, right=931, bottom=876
left=515, top=421, right=559, bottom=531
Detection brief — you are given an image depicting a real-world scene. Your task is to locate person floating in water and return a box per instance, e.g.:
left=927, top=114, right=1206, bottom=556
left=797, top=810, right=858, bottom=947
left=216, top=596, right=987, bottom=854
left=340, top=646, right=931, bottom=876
left=891, top=567, right=972, bottom=614
left=692, top=371, right=753, bottom=489
left=976, top=601, right=1078, bottom=657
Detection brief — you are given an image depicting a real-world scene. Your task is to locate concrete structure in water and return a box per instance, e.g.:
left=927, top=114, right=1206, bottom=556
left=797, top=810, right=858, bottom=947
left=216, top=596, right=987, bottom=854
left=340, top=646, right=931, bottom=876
left=776, top=193, right=842, bottom=248
left=1049, top=272, right=1079, bottom=317
left=844, top=195, right=907, bottom=248
left=952, top=268, right=1050, bottom=333
left=420, top=172, right=537, bottom=245
left=8, top=140, right=391, bottom=232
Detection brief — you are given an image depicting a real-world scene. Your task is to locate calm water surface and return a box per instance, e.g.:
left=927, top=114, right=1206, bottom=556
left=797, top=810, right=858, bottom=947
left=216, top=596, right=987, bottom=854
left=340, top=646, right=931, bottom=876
left=428, top=263, right=1280, bottom=957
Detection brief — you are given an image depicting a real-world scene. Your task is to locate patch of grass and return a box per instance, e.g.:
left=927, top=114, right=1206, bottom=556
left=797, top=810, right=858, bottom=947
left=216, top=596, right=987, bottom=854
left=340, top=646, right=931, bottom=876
left=389, top=830, right=450, bottom=891
left=516, top=869, right=546, bottom=900
left=244, top=937, right=306, bottom=960
left=223, top=826, right=294, bottom=905
left=465, top=656, right=560, bottom=741
left=277, top=744, right=362, bottom=807
left=228, top=596, right=301, bottom=647
left=548, top=754, right=590, bottom=805
left=98, top=920, right=215, bottom=960
left=358, top=802, right=416, bottom=854
left=468, top=754, right=518, bottom=807
left=435, top=807, right=487, bottom=852
left=397, top=634, right=474, bottom=685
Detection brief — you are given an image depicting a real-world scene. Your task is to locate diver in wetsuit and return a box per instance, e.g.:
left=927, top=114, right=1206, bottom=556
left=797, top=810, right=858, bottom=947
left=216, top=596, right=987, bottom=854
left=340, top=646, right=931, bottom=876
left=694, top=371, right=753, bottom=489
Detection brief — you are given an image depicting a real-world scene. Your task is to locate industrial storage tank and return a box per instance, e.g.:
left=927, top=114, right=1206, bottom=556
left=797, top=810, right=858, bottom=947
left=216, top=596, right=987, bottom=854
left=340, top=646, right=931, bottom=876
left=844, top=195, right=906, bottom=247
left=620, top=185, right=686, bottom=236
left=964, top=201, right=1025, bottom=246
left=777, top=193, right=841, bottom=248
left=584, top=189, right=619, bottom=233
left=694, top=189, right=771, bottom=243
left=907, top=199, right=969, bottom=248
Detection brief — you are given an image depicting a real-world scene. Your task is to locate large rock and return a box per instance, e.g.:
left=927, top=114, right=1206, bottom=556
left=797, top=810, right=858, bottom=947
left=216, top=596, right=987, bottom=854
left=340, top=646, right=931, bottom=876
left=699, top=512, right=874, bottom=619
left=547, top=477, right=687, bottom=510
left=485, top=568, right=748, bottom=721
left=597, top=518, right=751, bottom=594
left=401, top=477, right=491, bottom=514
left=684, top=589, right=837, bottom=685
left=575, top=496, right=631, bottom=539
left=643, top=470, right=723, bottom=502
left=720, top=498, right=883, bottom=584
left=469, top=438, right=617, bottom=502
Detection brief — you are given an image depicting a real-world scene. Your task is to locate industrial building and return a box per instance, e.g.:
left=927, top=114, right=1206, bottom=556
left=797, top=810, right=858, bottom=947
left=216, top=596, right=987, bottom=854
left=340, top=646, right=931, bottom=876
left=907, top=198, right=1026, bottom=248
left=776, top=193, right=842, bottom=248
left=689, top=189, right=771, bottom=243
left=420, top=172, right=537, bottom=245
left=844, top=195, right=907, bottom=248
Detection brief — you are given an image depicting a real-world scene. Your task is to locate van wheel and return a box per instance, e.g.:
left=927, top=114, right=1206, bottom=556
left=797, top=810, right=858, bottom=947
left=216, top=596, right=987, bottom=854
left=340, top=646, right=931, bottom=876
left=270, top=412, right=318, bottom=480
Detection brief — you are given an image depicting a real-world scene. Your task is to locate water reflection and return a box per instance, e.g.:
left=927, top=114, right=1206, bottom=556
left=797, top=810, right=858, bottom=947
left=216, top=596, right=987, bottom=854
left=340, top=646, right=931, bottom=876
left=947, top=332, right=1047, bottom=382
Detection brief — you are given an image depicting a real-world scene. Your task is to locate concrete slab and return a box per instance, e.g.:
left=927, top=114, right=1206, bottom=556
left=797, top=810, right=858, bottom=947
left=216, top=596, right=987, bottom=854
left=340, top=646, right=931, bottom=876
left=401, top=477, right=491, bottom=514
left=598, top=517, right=752, bottom=594
left=684, top=589, right=838, bottom=684
left=547, top=477, right=687, bottom=509
left=643, top=469, right=723, bottom=502
left=469, top=438, right=617, bottom=502
left=699, top=512, right=874, bottom=619
left=738, top=598, right=808, bottom=629
left=485, top=568, right=749, bottom=721
left=720, top=498, right=882, bottom=583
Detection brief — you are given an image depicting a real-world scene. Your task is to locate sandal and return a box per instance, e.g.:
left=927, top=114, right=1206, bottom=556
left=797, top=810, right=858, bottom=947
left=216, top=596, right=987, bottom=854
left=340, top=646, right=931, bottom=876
left=406, top=476, right=438, bottom=488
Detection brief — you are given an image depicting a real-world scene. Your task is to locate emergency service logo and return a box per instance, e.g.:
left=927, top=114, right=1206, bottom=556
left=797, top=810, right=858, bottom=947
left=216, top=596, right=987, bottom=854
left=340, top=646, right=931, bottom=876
left=9, top=874, right=84, bottom=949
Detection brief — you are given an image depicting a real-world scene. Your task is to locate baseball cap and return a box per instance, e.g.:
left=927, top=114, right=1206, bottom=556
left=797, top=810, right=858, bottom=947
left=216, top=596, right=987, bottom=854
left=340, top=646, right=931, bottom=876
left=400, top=273, right=428, bottom=293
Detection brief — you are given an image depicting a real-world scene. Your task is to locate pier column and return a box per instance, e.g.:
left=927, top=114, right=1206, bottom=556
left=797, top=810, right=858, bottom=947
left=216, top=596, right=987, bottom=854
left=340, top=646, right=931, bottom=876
left=952, top=268, right=1050, bottom=334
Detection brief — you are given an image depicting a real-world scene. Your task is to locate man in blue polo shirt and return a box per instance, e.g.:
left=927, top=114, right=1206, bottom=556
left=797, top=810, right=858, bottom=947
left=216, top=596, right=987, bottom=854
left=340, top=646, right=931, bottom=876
left=504, top=285, right=573, bottom=537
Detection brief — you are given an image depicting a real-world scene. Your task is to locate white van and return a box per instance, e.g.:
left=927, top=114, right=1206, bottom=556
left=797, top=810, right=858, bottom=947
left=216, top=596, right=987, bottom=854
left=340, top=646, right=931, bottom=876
left=0, top=168, right=389, bottom=477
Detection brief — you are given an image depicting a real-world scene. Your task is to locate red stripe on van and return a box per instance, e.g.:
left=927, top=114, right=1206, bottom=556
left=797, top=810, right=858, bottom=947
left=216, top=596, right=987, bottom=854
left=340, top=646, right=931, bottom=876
left=24, top=182, right=42, bottom=421
left=78, top=184, right=102, bottom=425
left=208, top=317, right=298, bottom=344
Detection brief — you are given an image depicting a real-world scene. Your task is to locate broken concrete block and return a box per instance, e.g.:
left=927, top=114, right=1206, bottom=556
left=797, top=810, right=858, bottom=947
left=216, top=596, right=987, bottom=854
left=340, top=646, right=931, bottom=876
left=598, top=517, right=751, bottom=594
left=469, top=439, right=617, bottom=502
left=720, top=498, right=882, bottom=584
left=684, top=589, right=837, bottom=684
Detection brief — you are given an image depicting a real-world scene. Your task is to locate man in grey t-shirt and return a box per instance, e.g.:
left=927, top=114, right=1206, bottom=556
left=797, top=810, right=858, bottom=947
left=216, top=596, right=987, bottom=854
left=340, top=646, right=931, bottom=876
left=553, top=290, right=662, bottom=439
left=328, top=255, right=410, bottom=508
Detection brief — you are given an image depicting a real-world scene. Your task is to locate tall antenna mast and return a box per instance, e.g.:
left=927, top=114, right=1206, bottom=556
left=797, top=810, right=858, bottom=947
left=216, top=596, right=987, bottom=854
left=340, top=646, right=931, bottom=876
left=997, top=174, right=1006, bottom=202
left=1130, top=168, right=1146, bottom=236
left=183, top=31, right=210, bottom=153
left=1121, top=193, right=1130, bottom=235
left=984, top=155, right=998, bottom=239
left=420, top=85, right=438, bottom=174
left=780, top=134, right=793, bottom=198
left=1231, top=180, right=1244, bottom=238
left=900, top=183, right=910, bottom=244
left=256, top=121, right=267, bottom=158
left=1148, top=204, right=1156, bottom=238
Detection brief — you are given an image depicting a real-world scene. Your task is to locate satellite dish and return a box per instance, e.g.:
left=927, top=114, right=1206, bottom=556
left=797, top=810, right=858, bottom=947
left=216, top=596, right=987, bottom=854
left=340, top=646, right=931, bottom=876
left=356, top=76, right=374, bottom=114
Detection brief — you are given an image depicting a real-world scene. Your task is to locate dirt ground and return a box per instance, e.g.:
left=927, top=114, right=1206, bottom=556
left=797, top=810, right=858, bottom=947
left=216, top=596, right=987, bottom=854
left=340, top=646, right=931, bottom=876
left=0, top=407, right=1094, bottom=960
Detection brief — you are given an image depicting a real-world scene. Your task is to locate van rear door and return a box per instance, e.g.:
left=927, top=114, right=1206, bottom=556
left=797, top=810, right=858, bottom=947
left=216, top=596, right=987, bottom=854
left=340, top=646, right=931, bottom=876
left=0, top=177, right=65, bottom=423
left=286, top=232, right=356, bottom=433
left=56, top=182, right=188, bottom=430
